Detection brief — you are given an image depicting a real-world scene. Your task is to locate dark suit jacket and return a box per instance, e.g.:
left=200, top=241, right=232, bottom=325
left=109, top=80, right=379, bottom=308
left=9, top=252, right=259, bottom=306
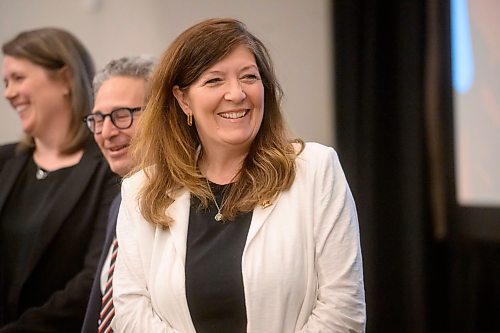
left=0, top=140, right=119, bottom=332
left=81, top=193, right=121, bottom=333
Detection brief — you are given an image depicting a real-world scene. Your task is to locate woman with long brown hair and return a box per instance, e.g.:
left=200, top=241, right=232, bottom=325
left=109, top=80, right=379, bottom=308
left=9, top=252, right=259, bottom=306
left=113, top=18, right=365, bottom=332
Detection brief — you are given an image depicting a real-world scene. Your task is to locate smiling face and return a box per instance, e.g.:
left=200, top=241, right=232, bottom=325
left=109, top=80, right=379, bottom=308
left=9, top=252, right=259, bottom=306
left=174, top=45, right=265, bottom=155
left=2, top=55, right=70, bottom=137
left=92, top=76, right=145, bottom=176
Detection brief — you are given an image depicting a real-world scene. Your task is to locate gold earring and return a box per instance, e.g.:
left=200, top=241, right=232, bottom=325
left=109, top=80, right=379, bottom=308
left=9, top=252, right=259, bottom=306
left=187, top=113, right=193, bottom=126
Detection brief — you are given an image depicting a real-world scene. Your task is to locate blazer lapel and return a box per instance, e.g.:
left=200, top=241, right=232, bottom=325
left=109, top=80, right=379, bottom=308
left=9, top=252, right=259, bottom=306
left=99, top=193, right=121, bottom=275
left=105, top=193, right=121, bottom=243
left=166, top=189, right=191, bottom=266
left=0, top=151, right=29, bottom=214
left=246, top=192, right=281, bottom=246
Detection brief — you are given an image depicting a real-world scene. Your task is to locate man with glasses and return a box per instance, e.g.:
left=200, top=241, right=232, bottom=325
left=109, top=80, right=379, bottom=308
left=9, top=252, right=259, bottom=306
left=81, top=55, right=156, bottom=332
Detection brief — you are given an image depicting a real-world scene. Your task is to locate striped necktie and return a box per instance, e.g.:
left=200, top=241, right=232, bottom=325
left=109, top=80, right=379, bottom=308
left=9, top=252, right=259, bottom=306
left=98, top=237, right=118, bottom=333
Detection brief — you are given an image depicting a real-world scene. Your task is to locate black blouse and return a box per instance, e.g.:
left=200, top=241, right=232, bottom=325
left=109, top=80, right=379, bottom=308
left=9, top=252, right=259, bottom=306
left=185, top=182, right=252, bottom=333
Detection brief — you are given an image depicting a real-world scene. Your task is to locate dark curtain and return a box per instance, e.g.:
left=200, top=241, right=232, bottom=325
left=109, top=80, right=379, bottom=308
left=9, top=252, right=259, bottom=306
left=333, top=1, right=499, bottom=332
left=333, top=1, right=433, bottom=332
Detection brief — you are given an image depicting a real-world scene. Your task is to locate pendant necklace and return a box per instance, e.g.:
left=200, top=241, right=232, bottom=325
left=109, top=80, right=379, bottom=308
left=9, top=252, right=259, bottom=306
left=206, top=178, right=227, bottom=221
left=35, top=165, right=50, bottom=180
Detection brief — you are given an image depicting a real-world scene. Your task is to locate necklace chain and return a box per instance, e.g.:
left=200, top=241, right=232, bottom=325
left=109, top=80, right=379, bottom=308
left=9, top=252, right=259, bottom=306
left=206, top=178, right=227, bottom=221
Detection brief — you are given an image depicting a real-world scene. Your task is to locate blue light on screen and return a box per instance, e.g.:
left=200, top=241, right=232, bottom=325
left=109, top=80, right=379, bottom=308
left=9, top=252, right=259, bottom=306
left=451, top=0, right=474, bottom=93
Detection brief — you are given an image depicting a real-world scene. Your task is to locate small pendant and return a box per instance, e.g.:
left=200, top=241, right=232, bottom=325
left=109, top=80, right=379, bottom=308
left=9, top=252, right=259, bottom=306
left=36, top=168, right=48, bottom=180
left=215, top=212, right=223, bottom=221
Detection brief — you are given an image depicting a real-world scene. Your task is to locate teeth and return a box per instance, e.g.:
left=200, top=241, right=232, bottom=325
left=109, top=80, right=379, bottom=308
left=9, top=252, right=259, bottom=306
left=15, top=105, right=27, bottom=112
left=219, top=110, right=247, bottom=119
left=110, top=145, right=128, bottom=151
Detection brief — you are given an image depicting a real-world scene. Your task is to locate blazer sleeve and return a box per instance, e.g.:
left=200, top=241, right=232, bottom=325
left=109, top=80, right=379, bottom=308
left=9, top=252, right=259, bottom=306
left=112, top=177, right=180, bottom=333
left=299, top=147, right=366, bottom=333
left=0, top=160, right=119, bottom=333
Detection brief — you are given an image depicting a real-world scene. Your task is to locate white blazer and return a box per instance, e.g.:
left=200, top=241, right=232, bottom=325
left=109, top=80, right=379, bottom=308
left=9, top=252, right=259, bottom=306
left=113, top=142, right=366, bottom=332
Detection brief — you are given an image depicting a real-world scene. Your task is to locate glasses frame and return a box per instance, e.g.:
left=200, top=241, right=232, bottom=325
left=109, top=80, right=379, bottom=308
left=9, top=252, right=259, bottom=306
left=83, top=107, right=142, bottom=134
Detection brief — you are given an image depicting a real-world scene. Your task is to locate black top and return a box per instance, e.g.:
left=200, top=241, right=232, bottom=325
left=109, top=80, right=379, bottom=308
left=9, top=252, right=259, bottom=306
left=0, top=158, right=74, bottom=293
left=185, top=182, right=252, bottom=333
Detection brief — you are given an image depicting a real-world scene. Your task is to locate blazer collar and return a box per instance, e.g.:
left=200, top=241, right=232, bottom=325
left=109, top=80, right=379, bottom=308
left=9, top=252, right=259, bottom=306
left=167, top=189, right=280, bottom=263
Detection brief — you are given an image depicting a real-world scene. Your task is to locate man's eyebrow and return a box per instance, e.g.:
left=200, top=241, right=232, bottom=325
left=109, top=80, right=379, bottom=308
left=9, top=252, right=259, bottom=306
left=91, top=106, right=134, bottom=115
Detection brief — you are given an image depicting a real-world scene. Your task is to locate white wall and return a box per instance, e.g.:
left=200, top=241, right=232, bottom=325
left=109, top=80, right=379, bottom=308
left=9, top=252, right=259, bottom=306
left=0, top=0, right=334, bottom=146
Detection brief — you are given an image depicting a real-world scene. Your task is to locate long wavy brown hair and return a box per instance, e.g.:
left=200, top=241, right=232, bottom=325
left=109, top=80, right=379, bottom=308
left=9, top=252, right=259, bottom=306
left=131, top=18, right=303, bottom=228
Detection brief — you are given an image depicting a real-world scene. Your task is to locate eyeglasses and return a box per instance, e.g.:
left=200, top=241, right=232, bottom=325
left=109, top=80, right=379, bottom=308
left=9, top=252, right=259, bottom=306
left=83, top=107, right=141, bottom=134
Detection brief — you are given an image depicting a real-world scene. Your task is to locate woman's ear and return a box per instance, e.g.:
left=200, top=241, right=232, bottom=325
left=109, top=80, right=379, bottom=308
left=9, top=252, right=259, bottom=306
left=56, top=66, right=72, bottom=96
left=172, top=85, right=190, bottom=115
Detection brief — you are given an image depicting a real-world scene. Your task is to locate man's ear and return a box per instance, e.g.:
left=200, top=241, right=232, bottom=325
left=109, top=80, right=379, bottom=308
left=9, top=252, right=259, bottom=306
left=172, top=85, right=190, bottom=115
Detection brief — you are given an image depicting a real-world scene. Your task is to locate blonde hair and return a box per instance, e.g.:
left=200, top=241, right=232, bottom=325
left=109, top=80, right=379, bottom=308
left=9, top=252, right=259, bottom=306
left=132, top=18, right=303, bottom=228
left=2, top=27, right=94, bottom=154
